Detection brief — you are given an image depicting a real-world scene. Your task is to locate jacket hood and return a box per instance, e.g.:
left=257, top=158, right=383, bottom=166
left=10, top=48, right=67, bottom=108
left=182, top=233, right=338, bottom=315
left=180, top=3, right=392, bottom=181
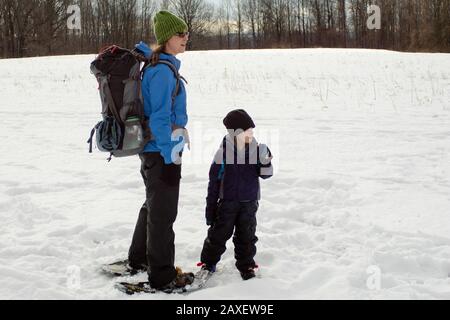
left=136, top=41, right=181, bottom=71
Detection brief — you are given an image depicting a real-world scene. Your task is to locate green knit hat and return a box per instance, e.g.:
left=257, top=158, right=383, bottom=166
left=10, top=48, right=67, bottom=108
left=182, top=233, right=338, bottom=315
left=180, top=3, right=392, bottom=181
left=153, top=11, right=188, bottom=45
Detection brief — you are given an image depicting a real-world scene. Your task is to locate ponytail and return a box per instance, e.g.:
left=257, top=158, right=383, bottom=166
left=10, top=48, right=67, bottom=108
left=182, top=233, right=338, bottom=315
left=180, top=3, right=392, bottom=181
left=150, top=44, right=166, bottom=65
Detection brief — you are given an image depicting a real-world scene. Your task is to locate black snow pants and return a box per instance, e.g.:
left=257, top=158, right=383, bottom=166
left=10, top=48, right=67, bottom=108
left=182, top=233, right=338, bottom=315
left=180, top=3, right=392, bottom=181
left=200, top=200, right=259, bottom=272
left=128, top=152, right=180, bottom=288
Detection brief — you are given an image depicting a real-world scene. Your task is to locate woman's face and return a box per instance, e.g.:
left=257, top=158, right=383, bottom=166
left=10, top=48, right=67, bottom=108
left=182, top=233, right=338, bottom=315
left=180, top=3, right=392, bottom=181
left=166, top=32, right=189, bottom=55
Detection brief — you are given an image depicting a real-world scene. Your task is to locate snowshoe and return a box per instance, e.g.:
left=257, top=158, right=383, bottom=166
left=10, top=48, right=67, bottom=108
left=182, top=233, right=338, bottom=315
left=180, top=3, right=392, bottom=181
left=101, top=259, right=147, bottom=277
left=115, top=265, right=214, bottom=295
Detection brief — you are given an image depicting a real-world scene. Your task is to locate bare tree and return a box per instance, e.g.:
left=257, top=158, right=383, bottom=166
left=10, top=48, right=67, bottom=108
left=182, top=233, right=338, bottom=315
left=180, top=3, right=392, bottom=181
left=337, top=0, right=346, bottom=47
left=0, top=0, right=41, bottom=57
left=222, top=0, right=233, bottom=49
left=235, top=0, right=243, bottom=49
left=169, top=0, right=214, bottom=49
left=160, top=0, right=171, bottom=10
left=243, top=0, right=262, bottom=48
left=1, top=0, right=449, bottom=58
left=140, top=0, right=157, bottom=41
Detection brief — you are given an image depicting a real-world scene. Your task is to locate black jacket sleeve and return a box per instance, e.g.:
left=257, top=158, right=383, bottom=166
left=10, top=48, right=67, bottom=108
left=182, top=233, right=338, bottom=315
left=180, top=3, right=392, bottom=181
left=206, top=162, right=221, bottom=207
left=205, top=148, right=223, bottom=224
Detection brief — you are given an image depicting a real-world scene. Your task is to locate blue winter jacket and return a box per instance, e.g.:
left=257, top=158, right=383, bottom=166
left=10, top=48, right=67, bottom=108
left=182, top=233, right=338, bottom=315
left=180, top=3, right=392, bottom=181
left=138, top=43, right=188, bottom=164
left=206, top=135, right=273, bottom=209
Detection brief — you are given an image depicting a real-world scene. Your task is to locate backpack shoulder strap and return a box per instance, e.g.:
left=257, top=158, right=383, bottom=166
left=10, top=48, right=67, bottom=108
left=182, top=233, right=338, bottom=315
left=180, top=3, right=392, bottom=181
left=156, top=61, right=181, bottom=106
left=218, top=138, right=227, bottom=198
left=156, top=60, right=188, bottom=104
left=218, top=137, right=227, bottom=180
left=156, top=61, right=188, bottom=84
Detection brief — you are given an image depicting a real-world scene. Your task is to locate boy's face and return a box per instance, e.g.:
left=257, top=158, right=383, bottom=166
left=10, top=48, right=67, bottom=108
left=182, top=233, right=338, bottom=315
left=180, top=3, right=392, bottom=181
left=237, top=128, right=254, bottom=144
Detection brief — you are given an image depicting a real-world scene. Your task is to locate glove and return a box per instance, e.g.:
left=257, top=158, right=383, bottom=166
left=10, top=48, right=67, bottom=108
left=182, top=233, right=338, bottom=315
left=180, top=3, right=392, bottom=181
left=258, top=144, right=273, bottom=167
left=160, top=163, right=181, bottom=186
left=205, top=202, right=218, bottom=226
left=135, top=41, right=152, bottom=58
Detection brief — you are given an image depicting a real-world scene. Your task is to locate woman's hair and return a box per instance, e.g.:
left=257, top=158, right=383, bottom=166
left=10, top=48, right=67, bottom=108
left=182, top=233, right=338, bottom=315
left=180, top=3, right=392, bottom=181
left=150, top=44, right=166, bottom=65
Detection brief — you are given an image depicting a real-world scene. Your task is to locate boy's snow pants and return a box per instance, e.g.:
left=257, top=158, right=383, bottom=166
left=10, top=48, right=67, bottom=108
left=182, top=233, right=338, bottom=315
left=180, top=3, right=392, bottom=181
left=200, top=200, right=259, bottom=272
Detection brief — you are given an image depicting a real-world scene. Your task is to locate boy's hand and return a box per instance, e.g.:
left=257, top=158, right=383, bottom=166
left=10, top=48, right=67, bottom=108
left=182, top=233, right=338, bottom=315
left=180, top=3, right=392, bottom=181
left=258, top=144, right=273, bottom=167
left=205, top=203, right=218, bottom=226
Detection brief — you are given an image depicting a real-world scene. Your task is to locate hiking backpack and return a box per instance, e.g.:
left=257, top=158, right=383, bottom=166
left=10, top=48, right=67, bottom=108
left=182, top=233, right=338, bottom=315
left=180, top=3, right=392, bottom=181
left=87, top=45, right=185, bottom=161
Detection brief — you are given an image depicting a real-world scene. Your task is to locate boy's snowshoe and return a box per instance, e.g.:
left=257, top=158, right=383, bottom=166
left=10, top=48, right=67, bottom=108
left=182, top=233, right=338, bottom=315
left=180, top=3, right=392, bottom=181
left=240, top=265, right=258, bottom=281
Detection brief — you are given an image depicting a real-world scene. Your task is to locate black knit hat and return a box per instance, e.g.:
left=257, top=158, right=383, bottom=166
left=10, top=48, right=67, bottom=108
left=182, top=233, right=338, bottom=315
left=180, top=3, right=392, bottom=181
left=223, top=109, right=256, bottom=131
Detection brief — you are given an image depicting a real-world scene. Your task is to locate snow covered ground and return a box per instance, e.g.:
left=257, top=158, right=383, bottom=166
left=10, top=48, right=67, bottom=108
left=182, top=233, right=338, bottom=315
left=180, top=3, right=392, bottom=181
left=0, top=49, right=449, bottom=300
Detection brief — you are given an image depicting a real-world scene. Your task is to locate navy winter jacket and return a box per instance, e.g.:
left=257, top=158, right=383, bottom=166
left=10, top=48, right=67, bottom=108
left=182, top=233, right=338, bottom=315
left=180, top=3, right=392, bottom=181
left=205, top=135, right=273, bottom=221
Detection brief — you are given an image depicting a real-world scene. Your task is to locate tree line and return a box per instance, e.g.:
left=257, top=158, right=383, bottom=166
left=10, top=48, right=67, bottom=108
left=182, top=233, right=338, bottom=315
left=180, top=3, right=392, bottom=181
left=1, top=0, right=449, bottom=58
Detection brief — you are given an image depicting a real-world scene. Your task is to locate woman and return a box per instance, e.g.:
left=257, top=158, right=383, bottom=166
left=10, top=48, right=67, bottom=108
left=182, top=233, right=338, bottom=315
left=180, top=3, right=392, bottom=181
left=127, top=10, right=192, bottom=291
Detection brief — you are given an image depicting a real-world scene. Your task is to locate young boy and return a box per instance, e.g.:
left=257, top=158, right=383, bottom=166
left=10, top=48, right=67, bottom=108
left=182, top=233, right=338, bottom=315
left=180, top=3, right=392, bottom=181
left=199, top=109, right=274, bottom=280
